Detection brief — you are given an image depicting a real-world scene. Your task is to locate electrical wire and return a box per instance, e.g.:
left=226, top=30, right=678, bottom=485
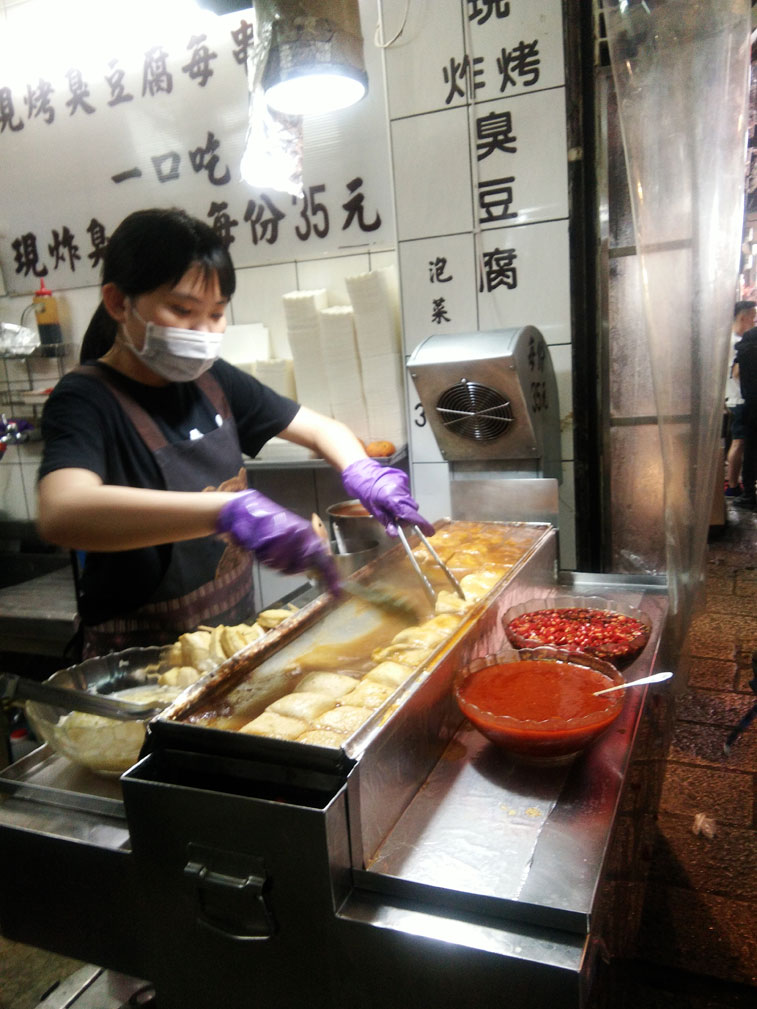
left=20, top=303, right=38, bottom=326
left=374, top=0, right=411, bottom=48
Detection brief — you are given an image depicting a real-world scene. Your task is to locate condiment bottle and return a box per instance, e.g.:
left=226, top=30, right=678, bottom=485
left=33, top=279, right=63, bottom=357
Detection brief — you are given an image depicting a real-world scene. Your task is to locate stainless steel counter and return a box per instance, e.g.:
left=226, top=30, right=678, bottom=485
left=0, top=557, right=670, bottom=1009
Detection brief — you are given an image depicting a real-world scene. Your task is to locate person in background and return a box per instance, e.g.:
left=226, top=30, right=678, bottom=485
left=36, top=207, right=432, bottom=659
left=725, top=300, right=756, bottom=496
left=733, top=320, right=757, bottom=510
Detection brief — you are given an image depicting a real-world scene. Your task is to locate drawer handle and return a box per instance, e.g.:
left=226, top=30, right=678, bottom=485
left=184, top=858, right=276, bottom=942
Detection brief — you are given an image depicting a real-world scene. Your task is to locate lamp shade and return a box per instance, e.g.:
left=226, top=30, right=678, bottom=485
left=261, top=0, right=367, bottom=116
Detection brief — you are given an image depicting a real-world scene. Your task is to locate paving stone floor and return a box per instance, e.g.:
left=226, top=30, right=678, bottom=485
left=592, top=500, right=757, bottom=1008
left=1, top=504, right=756, bottom=1008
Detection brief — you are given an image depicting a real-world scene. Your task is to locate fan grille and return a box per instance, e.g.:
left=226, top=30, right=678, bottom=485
left=435, top=381, right=513, bottom=442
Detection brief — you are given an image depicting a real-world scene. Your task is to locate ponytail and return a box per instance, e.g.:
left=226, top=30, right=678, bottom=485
left=80, top=301, right=118, bottom=363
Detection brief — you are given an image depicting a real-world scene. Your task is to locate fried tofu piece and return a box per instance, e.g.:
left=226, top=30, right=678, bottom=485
left=435, top=590, right=472, bottom=615
left=238, top=711, right=308, bottom=740
left=459, top=568, right=507, bottom=601
left=346, top=680, right=394, bottom=709
left=293, top=672, right=357, bottom=699
left=208, top=624, right=228, bottom=664
left=268, top=691, right=335, bottom=722
left=179, top=630, right=212, bottom=669
left=256, top=608, right=296, bottom=629
left=164, top=640, right=184, bottom=667
left=370, top=644, right=432, bottom=666
left=363, top=661, right=412, bottom=688
left=158, top=666, right=202, bottom=688
left=317, top=705, right=373, bottom=735
left=297, top=729, right=346, bottom=748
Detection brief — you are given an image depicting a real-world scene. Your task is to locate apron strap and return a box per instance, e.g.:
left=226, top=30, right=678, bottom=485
left=74, top=364, right=167, bottom=451
left=74, top=364, right=231, bottom=452
left=196, top=369, right=232, bottom=420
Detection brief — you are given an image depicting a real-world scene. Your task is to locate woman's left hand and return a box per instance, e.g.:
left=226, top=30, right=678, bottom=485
left=341, top=459, right=435, bottom=537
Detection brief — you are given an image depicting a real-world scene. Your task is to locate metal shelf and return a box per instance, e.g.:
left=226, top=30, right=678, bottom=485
left=244, top=445, right=407, bottom=471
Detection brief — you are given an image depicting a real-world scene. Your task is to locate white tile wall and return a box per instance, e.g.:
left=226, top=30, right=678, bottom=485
left=384, top=1, right=576, bottom=569
left=380, top=0, right=466, bottom=119
left=399, top=234, right=479, bottom=353
left=557, top=459, right=576, bottom=570
left=296, top=253, right=372, bottom=305
left=411, top=461, right=452, bottom=524
left=547, top=341, right=575, bottom=462
left=255, top=562, right=309, bottom=611
left=476, top=219, right=572, bottom=346
left=473, top=87, right=569, bottom=228
left=405, top=362, right=445, bottom=465
left=391, top=107, right=474, bottom=242
left=368, top=251, right=397, bottom=278
left=467, top=0, right=566, bottom=98
left=0, top=457, right=28, bottom=518
left=230, top=262, right=300, bottom=358
left=0, top=294, right=29, bottom=326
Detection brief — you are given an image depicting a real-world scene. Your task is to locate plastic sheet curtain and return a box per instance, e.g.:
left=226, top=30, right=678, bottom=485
left=604, top=0, right=751, bottom=647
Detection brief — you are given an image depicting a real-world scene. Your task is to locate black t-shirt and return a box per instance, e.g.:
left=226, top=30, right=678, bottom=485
left=39, top=359, right=300, bottom=623
left=40, top=358, right=299, bottom=485
left=736, top=329, right=757, bottom=415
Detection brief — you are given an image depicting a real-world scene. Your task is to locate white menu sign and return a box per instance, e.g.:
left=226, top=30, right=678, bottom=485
left=0, top=1, right=393, bottom=295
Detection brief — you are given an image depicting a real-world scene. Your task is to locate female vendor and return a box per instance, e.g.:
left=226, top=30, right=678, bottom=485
left=37, top=207, right=432, bottom=658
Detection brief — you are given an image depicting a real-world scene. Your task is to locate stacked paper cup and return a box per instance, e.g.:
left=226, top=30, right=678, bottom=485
left=254, top=359, right=296, bottom=399
left=282, top=290, right=332, bottom=416
left=318, top=306, right=369, bottom=441
left=346, top=269, right=406, bottom=446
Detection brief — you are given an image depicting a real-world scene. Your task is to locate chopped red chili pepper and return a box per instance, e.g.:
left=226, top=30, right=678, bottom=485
left=505, top=607, right=649, bottom=660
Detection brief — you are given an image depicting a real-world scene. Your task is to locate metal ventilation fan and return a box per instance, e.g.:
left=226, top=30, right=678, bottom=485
left=407, top=326, right=560, bottom=475
left=435, top=380, right=514, bottom=442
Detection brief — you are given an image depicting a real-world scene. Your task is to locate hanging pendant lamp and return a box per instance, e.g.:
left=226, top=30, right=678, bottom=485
left=259, top=0, right=367, bottom=117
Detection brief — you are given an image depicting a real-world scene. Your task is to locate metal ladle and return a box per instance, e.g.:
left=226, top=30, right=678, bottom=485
left=594, top=670, right=673, bottom=696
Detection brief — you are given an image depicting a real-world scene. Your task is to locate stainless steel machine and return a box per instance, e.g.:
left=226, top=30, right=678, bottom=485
left=0, top=521, right=668, bottom=1009
left=407, top=326, right=561, bottom=525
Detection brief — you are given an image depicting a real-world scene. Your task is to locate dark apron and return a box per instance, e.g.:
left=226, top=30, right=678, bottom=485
left=74, top=365, right=253, bottom=658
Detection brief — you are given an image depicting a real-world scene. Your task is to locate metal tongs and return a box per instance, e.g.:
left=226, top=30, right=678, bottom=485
left=396, top=524, right=466, bottom=607
left=0, top=673, right=165, bottom=721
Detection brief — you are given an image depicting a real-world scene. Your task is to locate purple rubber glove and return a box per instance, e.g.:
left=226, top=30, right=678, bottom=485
left=216, top=490, right=340, bottom=594
left=341, top=459, right=435, bottom=538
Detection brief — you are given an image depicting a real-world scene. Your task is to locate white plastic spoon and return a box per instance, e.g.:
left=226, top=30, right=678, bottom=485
left=594, top=670, right=673, bottom=696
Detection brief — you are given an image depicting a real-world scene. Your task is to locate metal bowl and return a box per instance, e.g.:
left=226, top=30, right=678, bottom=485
left=501, top=594, right=652, bottom=669
left=454, top=646, right=626, bottom=765
left=330, top=537, right=380, bottom=578
left=25, top=646, right=181, bottom=777
left=326, top=499, right=393, bottom=553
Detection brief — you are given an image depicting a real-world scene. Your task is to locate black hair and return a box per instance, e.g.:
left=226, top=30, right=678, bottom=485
left=79, top=207, right=236, bottom=363
left=734, top=300, right=756, bottom=318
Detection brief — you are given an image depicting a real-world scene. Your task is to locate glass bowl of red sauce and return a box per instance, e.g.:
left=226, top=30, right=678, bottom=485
left=454, top=646, right=626, bottom=764
left=502, top=595, right=651, bottom=670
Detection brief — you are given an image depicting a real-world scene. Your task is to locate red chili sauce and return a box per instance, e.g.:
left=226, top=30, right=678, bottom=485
left=457, top=659, right=624, bottom=756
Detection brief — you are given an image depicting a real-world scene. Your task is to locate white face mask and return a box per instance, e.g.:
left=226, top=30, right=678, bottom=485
left=124, top=303, right=223, bottom=382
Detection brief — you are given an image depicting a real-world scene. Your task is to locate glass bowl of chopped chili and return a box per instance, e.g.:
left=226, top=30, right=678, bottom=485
left=501, top=595, right=651, bottom=669
left=454, top=646, right=626, bottom=764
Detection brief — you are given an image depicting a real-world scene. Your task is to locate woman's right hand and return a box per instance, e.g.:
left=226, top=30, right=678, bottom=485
left=216, top=490, right=339, bottom=592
